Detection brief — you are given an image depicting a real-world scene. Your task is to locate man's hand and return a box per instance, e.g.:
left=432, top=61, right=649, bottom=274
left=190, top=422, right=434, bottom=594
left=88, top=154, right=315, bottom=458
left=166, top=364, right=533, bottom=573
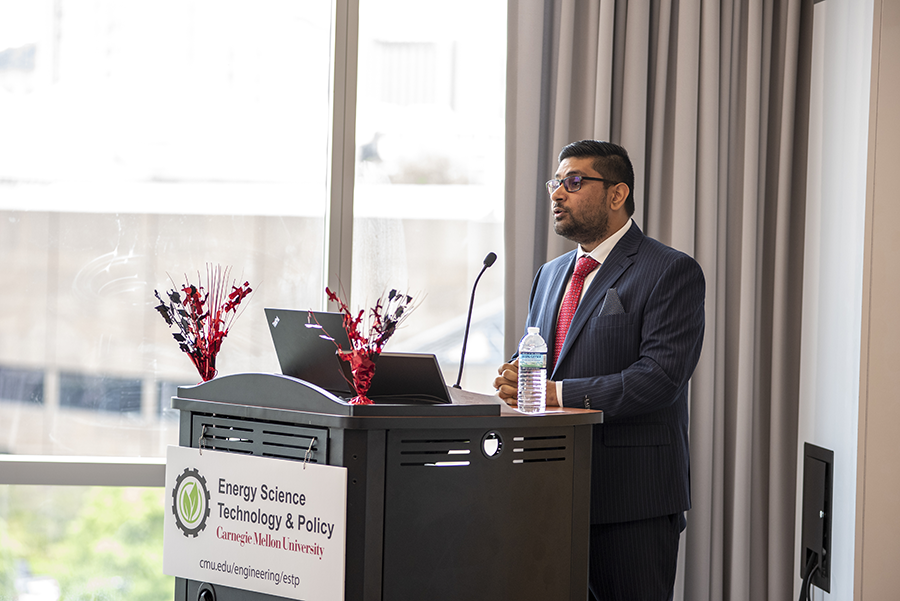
left=546, top=380, right=560, bottom=407
left=493, top=360, right=519, bottom=406
left=494, top=359, right=561, bottom=408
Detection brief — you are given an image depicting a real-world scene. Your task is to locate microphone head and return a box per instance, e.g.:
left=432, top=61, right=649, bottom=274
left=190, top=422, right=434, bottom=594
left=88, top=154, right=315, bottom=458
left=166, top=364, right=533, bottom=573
left=483, top=252, right=497, bottom=267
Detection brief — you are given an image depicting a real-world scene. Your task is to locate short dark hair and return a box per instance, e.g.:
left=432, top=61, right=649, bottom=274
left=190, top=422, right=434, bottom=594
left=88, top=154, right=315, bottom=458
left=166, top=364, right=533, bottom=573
left=558, top=140, right=635, bottom=216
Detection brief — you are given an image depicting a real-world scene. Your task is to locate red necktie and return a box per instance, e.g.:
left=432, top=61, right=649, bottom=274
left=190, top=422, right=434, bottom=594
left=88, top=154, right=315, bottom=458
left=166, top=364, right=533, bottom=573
left=554, top=255, right=600, bottom=366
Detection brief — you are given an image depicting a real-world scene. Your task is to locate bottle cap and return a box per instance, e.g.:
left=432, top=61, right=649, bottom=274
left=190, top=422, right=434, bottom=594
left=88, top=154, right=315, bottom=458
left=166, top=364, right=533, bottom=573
left=527, top=326, right=540, bottom=335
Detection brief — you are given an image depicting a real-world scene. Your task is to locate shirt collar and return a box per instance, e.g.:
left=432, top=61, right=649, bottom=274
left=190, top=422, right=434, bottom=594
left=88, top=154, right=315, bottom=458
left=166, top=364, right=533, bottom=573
left=579, top=219, right=632, bottom=265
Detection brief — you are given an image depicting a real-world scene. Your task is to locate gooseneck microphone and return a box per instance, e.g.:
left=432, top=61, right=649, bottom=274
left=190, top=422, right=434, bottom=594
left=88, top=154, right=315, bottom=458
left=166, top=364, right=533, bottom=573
left=453, top=252, right=497, bottom=389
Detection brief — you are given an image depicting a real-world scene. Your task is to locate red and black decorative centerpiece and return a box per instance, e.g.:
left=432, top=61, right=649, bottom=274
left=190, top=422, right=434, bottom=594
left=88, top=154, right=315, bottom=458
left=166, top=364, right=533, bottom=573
left=153, top=265, right=253, bottom=382
left=318, top=287, right=416, bottom=405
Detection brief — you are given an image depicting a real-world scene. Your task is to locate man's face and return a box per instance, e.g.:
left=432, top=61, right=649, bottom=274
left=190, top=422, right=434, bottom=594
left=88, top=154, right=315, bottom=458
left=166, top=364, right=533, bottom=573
left=551, top=156, right=610, bottom=249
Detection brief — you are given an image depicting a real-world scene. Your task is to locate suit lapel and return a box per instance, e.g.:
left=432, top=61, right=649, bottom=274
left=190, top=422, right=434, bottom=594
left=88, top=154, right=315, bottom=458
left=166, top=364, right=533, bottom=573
left=551, top=223, right=643, bottom=377
left=541, top=251, right=577, bottom=353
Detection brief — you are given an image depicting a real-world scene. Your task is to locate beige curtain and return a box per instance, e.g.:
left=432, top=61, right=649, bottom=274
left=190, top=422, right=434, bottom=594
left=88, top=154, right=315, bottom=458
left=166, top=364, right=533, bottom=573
left=505, top=1, right=814, bottom=599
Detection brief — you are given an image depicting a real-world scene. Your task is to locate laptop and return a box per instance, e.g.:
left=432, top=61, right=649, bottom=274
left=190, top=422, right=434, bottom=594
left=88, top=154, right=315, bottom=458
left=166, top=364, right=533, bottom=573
left=265, top=308, right=451, bottom=404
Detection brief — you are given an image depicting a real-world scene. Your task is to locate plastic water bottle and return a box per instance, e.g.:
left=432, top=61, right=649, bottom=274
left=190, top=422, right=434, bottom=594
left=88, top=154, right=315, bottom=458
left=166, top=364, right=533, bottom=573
left=517, top=326, right=547, bottom=413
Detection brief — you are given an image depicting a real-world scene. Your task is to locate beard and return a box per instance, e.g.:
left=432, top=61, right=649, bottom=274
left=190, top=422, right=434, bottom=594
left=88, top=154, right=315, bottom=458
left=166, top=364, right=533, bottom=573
left=553, top=197, right=610, bottom=246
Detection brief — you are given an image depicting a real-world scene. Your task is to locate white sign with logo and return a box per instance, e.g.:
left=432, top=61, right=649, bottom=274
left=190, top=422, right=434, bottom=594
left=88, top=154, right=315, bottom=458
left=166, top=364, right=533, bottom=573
left=163, top=445, right=347, bottom=600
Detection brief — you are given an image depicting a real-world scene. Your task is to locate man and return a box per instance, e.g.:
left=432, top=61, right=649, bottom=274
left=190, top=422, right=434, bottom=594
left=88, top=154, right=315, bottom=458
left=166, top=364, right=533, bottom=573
left=494, top=140, right=705, bottom=600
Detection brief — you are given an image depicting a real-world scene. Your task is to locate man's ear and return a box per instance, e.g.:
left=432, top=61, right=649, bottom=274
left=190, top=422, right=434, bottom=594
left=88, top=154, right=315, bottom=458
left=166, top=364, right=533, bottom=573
left=608, top=183, right=630, bottom=211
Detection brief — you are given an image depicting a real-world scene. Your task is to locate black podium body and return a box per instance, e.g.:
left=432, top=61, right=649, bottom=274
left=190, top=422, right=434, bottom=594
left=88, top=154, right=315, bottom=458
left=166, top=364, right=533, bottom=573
left=171, top=373, right=602, bottom=601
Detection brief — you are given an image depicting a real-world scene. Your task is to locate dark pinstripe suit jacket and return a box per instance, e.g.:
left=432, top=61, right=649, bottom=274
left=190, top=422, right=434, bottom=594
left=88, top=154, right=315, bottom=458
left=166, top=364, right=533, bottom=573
left=524, top=221, right=705, bottom=524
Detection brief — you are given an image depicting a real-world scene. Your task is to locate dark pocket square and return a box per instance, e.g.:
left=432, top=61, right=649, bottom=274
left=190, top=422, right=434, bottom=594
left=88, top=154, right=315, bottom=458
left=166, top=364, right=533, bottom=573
left=599, top=288, right=625, bottom=316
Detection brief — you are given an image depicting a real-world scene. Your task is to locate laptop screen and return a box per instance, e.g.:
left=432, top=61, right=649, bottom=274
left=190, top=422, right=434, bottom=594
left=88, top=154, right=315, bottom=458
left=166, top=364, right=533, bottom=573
left=265, top=308, right=451, bottom=404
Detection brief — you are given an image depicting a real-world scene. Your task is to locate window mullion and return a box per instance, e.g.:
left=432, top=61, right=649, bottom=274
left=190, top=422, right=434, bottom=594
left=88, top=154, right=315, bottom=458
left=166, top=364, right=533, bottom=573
left=325, top=0, right=360, bottom=307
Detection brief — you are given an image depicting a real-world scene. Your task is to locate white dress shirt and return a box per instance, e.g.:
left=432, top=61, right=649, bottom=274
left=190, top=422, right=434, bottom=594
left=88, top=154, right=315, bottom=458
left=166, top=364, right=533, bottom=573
left=554, top=219, right=633, bottom=403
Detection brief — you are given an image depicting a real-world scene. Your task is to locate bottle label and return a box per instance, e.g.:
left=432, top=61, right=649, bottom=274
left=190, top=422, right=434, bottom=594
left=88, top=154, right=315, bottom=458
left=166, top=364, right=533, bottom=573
left=519, top=352, right=546, bottom=369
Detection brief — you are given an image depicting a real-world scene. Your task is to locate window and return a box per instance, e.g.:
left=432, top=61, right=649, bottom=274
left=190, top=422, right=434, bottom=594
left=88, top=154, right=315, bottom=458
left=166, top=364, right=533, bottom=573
left=0, top=0, right=507, bottom=448
left=352, top=0, right=507, bottom=391
left=0, top=0, right=334, bottom=457
left=0, top=485, right=172, bottom=600
left=2, top=0, right=507, bottom=593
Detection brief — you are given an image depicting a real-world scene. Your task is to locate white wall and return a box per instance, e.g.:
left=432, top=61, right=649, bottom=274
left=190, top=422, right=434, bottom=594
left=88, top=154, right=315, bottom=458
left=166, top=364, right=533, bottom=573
left=796, top=0, right=873, bottom=599
left=854, top=0, right=900, bottom=596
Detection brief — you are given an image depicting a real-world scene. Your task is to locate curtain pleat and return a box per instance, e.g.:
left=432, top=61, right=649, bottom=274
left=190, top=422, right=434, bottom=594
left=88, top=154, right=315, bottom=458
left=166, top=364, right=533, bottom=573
left=505, top=1, right=813, bottom=599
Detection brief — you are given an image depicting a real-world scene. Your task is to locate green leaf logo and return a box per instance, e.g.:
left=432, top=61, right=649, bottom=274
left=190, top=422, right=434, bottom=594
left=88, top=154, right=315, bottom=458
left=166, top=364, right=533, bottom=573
left=180, top=481, right=201, bottom=524
left=172, top=468, right=209, bottom=537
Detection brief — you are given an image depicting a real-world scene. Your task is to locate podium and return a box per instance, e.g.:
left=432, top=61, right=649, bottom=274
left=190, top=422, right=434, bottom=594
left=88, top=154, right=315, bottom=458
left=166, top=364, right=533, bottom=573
left=171, top=373, right=602, bottom=601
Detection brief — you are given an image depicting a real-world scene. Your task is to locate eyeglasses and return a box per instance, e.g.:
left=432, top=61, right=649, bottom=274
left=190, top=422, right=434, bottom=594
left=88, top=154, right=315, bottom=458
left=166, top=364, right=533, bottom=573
left=545, top=175, right=615, bottom=195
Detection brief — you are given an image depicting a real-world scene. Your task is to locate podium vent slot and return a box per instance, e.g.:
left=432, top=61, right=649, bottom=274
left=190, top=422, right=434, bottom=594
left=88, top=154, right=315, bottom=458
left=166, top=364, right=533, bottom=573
left=396, top=437, right=473, bottom=467
left=510, top=433, right=569, bottom=464
left=399, top=461, right=471, bottom=467
left=400, top=449, right=471, bottom=455
left=191, top=414, right=327, bottom=463
left=512, top=446, right=566, bottom=453
left=401, top=438, right=471, bottom=444
left=513, top=457, right=566, bottom=464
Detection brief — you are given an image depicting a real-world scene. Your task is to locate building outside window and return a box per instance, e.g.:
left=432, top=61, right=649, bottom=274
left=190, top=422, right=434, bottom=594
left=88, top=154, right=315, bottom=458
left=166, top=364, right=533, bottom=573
left=0, top=0, right=507, bottom=597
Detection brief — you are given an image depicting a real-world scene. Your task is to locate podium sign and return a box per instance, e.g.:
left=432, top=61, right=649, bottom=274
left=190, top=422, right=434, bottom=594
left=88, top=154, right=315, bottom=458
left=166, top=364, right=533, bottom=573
left=163, top=446, right=347, bottom=600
